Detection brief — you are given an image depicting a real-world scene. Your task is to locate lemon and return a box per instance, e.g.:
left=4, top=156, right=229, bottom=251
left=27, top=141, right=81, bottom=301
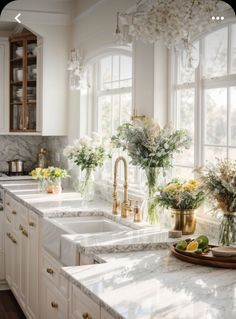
left=176, top=240, right=188, bottom=251
left=196, top=235, right=209, bottom=249
left=186, top=240, right=199, bottom=252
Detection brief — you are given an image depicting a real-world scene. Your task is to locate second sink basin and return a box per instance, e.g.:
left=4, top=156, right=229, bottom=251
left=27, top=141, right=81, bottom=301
left=51, top=216, right=129, bottom=234
left=42, top=215, right=130, bottom=260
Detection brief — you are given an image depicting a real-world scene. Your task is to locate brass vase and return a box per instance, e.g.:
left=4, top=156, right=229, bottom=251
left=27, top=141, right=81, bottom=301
left=171, top=209, right=196, bottom=235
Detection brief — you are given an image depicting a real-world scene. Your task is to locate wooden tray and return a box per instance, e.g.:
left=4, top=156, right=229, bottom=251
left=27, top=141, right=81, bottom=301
left=171, top=241, right=236, bottom=269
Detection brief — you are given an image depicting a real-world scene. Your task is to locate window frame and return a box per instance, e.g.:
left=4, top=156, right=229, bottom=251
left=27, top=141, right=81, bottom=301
left=170, top=18, right=236, bottom=177
left=85, top=49, right=145, bottom=198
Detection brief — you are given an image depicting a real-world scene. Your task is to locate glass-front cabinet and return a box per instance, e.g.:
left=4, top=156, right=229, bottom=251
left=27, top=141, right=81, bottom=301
left=9, top=31, right=37, bottom=132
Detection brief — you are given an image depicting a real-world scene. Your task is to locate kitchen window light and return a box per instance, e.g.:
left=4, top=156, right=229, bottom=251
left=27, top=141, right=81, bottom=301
left=83, top=50, right=144, bottom=196
left=171, top=20, right=236, bottom=212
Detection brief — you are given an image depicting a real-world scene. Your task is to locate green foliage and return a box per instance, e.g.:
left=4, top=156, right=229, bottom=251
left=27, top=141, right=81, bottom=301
left=111, top=118, right=191, bottom=170
left=198, top=159, right=236, bottom=213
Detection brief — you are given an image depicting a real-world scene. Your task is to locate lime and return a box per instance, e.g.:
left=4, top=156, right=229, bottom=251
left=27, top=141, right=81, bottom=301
left=196, top=235, right=209, bottom=249
left=176, top=240, right=188, bottom=250
left=186, top=240, right=199, bottom=252
left=195, top=248, right=203, bottom=254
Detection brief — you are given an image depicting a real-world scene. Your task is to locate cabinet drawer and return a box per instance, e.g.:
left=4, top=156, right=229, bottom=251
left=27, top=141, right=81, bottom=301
left=42, top=278, right=68, bottom=319
left=70, top=284, right=100, bottom=319
left=42, top=251, right=68, bottom=297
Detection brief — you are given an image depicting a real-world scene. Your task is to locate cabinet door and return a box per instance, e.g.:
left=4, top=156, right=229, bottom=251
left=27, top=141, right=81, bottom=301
left=5, top=222, right=12, bottom=286
left=41, top=278, right=68, bottom=319
left=5, top=222, right=19, bottom=297
left=0, top=206, right=4, bottom=281
left=101, top=309, right=115, bottom=319
left=0, top=39, right=9, bottom=133
left=27, top=210, right=39, bottom=319
left=18, top=211, right=29, bottom=310
left=70, top=284, right=100, bottom=319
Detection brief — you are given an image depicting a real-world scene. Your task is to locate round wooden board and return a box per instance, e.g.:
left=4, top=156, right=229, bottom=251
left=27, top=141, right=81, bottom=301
left=171, top=243, right=236, bottom=269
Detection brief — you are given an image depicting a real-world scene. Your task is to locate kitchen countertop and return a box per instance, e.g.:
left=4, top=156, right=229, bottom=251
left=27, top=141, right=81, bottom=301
left=2, top=179, right=233, bottom=319
left=0, top=180, right=176, bottom=260
left=0, top=180, right=112, bottom=217
left=62, top=249, right=236, bottom=319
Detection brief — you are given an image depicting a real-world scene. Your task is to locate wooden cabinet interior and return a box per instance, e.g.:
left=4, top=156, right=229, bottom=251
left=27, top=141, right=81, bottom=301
left=9, top=30, right=37, bottom=132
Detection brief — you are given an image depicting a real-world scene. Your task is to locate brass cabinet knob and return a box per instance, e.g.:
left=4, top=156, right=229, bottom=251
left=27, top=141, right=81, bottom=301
left=82, top=312, right=92, bottom=319
left=19, top=224, right=23, bottom=231
left=46, top=268, right=54, bottom=275
left=6, top=202, right=10, bottom=206
left=29, top=221, right=35, bottom=227
left=12, top=210, right=17, bottom=215
left=51, top=301, right=58, bottom=309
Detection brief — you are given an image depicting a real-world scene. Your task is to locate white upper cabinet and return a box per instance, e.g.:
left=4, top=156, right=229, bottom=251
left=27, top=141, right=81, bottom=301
left=0, top=23, right=68, bottom=136
left=0, top=38, right=9, bottom=134
left=31, top=24, right=68, bottom=136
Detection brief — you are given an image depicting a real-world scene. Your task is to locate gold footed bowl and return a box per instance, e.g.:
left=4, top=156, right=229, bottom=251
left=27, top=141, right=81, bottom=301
left=171, top=209, right=196, bottom=235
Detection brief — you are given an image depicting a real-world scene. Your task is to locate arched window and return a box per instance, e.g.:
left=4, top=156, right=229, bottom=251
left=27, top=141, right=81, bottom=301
left=83, top=50, right=142, bottom=190
left=172, top=21, right=236, bottom=179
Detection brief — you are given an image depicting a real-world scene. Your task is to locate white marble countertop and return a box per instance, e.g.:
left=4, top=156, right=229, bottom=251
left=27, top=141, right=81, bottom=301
left=1, top=180, right=234, bottom=319
left=62, top=249, right=236, bottom=319
left=0, top=180, right=113, bottom=217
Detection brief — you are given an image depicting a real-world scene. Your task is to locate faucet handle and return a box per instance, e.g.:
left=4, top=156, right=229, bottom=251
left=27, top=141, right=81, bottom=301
left=133, top=201, right=142, bottom=222
left=128, top=199, right=133, bottom=212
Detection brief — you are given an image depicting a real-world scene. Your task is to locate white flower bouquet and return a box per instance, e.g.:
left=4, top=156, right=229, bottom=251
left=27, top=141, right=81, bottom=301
left=112, top=118, right=191, bottom=224
left=63, top=132, right=111, bottom=171
left=63, top=133, right=111, bottom=200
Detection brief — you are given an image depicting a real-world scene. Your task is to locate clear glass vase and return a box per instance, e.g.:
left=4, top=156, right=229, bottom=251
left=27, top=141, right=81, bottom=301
left=145, top=167, right=160, bottom=225
left=38, top=179, right=47, bottom=192
left=219, top=213, right=236, bottom=246
left=78, top=169, right=95, bottom=201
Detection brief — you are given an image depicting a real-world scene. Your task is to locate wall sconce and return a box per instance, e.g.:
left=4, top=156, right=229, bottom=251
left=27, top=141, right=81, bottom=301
left=67, top=48, right=88, bottom=90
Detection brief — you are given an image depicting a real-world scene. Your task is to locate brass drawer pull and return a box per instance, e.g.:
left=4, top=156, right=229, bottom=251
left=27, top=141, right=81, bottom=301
left=46, top=268, right=54, bottom=275
left=12, top=237, right=17, bottom=244
left=19, top=224, right=24, bottom=231
left=12, top=210, right=17, bottom=215
left=7, top=232, right=17, bottom=244
left=51, top=301, right=58, bottom=309
left=29, top=221, right=35, bottom=227
left=82, top=312, right=92, bottom=319
left=22, top=229, right=28, bottom=237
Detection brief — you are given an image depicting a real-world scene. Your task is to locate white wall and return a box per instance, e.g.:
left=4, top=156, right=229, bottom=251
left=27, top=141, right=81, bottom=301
left=68, top=0, right=159, bottom=142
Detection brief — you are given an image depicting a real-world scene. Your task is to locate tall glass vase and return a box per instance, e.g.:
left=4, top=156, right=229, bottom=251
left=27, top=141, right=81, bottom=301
left=78, top=169, right=95, bottom=201
left=219, top=213, right=236, bottom=246
left=145, top=167, right=160, bottom=224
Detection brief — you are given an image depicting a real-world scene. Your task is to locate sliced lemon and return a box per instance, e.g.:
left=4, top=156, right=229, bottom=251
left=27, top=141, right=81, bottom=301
left=186, top=240, right=199, bottom=252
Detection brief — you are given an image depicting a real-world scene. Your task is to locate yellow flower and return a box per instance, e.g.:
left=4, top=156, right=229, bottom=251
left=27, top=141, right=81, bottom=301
left=164, top=183, right=181, bottom=192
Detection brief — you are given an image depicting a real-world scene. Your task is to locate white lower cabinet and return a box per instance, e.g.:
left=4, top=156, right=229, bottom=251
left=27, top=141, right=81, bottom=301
left=41, top=277, right=68, bottom=319
left=69, top=284, right=100, bottom=319
left=4, top=193, right=40, bottom=319
left=41, top=250, right=69, bottom=319
left=27, top=210, right=39, bottom=319
left=0, top=204, right=5, bottom=282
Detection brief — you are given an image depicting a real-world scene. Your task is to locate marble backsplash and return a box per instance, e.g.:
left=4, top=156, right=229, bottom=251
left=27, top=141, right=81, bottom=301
left=0, top=135, right=68, bottom=172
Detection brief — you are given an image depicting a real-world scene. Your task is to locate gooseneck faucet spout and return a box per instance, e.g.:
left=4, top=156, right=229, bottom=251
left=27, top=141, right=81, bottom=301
left=112, top=156, right=129, bottom=218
